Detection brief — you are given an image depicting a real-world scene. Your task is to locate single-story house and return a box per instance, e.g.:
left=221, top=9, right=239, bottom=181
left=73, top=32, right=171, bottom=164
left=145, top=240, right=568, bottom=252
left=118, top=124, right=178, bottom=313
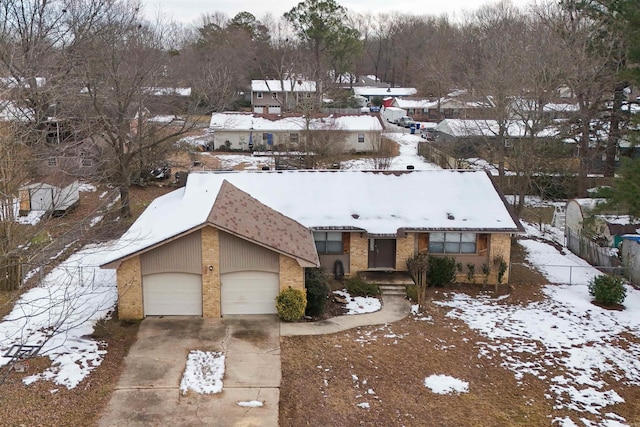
left=391, top=98, right=438, bottom=117
left=251, top=79, right=317, bottom=114
left=353, top=86, right=417, bottom=101
left=101, top=169, right=523, bottom=320
left=19, top=175, right=80, bottom=216
left=208, top=112, right=384, bottom=152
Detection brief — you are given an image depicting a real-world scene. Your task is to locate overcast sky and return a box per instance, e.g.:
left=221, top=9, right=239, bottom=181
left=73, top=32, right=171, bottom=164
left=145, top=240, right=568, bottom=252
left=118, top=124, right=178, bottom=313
left=143, top=0, right=538, bottom=25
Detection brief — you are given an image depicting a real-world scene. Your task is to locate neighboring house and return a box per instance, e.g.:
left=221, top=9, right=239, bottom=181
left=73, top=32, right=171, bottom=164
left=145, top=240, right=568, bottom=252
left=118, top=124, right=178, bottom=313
left=436, top=119, right=559, bottom=144
left=208, top=112, right=384, bottom=152
left=565, top=198, right=639, bottom=248
left=101, top=169, right=523, bottom=320
left=353, top=87, right=417, bottom=101
left=19, top=175, right=80, bottom=216
left=36, top=134, right=108, bottom=178
left=391, top=98, right=438, bottom=117
left=251, top=79, right=317, bottom=114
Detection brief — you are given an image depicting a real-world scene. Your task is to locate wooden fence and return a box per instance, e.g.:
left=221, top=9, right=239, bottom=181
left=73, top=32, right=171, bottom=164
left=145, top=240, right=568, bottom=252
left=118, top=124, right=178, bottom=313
left=566, top=228, right=623, bottom=270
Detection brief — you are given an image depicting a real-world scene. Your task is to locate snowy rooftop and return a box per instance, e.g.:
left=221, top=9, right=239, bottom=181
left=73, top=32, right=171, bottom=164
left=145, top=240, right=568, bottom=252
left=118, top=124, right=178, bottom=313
left=102, top=170, right=521, bottom=265
left=251, top=79, right=316, bottom=93
left=142, top=87, right=192, bottom=96
left=354, top=86, right=417, bottom=97
left=209, top=112, right=383, bottom=132
left=437, top=119, right=558, bottom=139
left=392, top=98, right=438, bottom=109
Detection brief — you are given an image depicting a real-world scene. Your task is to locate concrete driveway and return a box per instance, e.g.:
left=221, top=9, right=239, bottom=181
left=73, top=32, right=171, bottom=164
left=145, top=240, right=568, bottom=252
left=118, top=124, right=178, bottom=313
left=99, top=315, right=280, bottom=427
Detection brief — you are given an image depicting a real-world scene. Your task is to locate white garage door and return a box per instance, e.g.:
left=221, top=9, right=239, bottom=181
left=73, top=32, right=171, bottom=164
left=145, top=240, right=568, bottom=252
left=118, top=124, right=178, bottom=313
left=143, top=273, right=202, bottom=316
left=267, top=105, right=281, bottom=114
left=221, top=271, right=279, bottom=315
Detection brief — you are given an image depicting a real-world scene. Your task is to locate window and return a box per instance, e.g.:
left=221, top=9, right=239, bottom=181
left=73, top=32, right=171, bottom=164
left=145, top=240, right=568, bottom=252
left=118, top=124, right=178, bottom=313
left=313, top=231, right=343, bottom=254
left=428, top=232, right=476, bottom=254
left=272, top=92, right=278, bottom=99
left=80, top=151, right=92, bottom=167
left=47, top=157, right=57, bottom=167
left=256, top=92, right=263, bottom=99
left=358, top=133, right=365, bottom=143
left=290, top=133, right=299, bottom=143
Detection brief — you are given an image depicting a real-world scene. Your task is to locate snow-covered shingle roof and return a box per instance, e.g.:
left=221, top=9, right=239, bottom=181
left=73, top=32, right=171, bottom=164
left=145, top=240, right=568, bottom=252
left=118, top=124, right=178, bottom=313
left=251, top=79, right=316, bottom=93
left=209, top=112, right=383, bottom=132
left=101, top=170, right=521, bottom=266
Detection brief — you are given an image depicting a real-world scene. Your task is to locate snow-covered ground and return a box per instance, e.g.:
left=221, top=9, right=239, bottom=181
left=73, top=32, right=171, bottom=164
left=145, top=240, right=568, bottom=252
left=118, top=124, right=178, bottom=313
left=179, top=350, right=225, bottom=395
left=333, top=290, right=381, bottom=314
left=424, top=374, right=469, bottom=395
left=0, top=244, right=117, bottom=389
left=341, top=132, right=442, bottom=171
left=435, top=223, right=640, bottom=426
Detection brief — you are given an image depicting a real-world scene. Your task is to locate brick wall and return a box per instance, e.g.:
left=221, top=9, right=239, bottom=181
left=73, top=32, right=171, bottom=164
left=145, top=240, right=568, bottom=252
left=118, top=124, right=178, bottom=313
left=395, top=233, right=416, bottom=270
left=201, top=226, right=221, bottom=318
left=349, top=233, right=369, bottom=274
left=488, top=233, right=512, bottom=285
left=116, top=256, right=143, bottom=320
left=279, top=254, right=304, bottom=292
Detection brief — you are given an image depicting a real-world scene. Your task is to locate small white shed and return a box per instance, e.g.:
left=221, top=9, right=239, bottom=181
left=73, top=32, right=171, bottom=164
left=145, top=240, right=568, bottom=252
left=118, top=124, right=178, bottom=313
left=19, top=176, right=80, bottom=216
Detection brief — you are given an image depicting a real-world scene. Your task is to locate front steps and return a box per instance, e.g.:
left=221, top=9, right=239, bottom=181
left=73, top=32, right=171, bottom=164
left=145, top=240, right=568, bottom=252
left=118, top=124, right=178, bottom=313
left=378, top=284, right=408, bottom=297
left=357, top=271, right=412, bottom=297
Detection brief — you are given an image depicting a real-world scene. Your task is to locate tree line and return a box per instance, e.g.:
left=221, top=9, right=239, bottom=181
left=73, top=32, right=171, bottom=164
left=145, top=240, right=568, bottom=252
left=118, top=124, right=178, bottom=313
left=0, top=0, right=638, bottom=221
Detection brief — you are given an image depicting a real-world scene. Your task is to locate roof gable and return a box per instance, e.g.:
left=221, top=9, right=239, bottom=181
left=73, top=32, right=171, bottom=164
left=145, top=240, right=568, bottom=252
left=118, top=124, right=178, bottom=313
left=208, top=181, right=318, bottom=266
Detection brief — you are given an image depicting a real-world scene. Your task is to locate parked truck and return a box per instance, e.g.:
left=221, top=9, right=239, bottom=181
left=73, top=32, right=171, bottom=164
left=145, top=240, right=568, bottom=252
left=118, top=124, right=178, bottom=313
left=381, top=106, right=408, bottom=124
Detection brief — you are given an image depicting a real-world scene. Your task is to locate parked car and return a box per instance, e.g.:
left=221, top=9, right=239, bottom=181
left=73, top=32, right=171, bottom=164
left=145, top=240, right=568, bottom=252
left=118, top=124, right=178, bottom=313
left=149, top=163, right=172, bottom=180
left=396, top=116, right=414, bottom=127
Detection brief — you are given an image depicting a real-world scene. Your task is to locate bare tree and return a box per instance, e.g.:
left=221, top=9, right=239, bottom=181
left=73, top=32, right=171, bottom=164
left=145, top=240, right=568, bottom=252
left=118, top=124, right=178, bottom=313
left=458, top=2, right=529, bottom=186
left=539, top=2, right=615, bottom=197
left=66, top=0, right=197, bottom=217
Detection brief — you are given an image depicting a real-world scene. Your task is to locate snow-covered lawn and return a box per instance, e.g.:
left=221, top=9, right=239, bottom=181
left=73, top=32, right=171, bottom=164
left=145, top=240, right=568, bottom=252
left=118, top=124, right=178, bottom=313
left=333, top=290, right=381, bottom=314
left=424, top=374, right=469, bottom=395
left=0, top=244, right=117, bottom=389
left=341, top=132, right=441, bottom=171
left=434, top=224, right=640, bottom=426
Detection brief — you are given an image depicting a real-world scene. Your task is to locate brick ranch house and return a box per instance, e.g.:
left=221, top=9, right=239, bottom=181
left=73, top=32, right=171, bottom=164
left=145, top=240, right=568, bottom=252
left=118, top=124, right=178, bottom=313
left=101, top=169, right=523, bottom=319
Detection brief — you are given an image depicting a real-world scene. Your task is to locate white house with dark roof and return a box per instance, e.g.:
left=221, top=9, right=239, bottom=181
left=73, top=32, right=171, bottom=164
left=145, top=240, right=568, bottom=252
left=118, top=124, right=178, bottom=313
left=101, top=169, right=523, bottom=319
left=209, top=112, right=383, bottom=152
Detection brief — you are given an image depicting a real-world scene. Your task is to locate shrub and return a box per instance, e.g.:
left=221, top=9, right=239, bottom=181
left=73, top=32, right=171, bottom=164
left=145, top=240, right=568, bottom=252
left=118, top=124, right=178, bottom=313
left=276, top=287, right=307, bottom=322
left=588, top=275, right=627, bottom=306
left=427, top=256, right=457, bottom=287
left=466, top=263, right=476, bottom=284
left=345, top=276, right=380, bottom=296
left=305, top=268, right=330, bottom=317
left=405, top=284, right=419, bottom=302
left=494, top=256, right=508, bottom=285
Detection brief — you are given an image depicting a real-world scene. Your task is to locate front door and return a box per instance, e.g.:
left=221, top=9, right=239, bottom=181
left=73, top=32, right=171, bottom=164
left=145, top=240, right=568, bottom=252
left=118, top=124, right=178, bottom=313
left=368, top=239, right=396, bottom=269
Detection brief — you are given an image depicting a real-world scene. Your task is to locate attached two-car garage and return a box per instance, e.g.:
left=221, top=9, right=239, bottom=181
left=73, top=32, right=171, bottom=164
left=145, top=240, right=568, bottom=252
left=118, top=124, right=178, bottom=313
left=139, top=230, right=282, bottom=317
left=142, top=271, right=280, bottom=316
